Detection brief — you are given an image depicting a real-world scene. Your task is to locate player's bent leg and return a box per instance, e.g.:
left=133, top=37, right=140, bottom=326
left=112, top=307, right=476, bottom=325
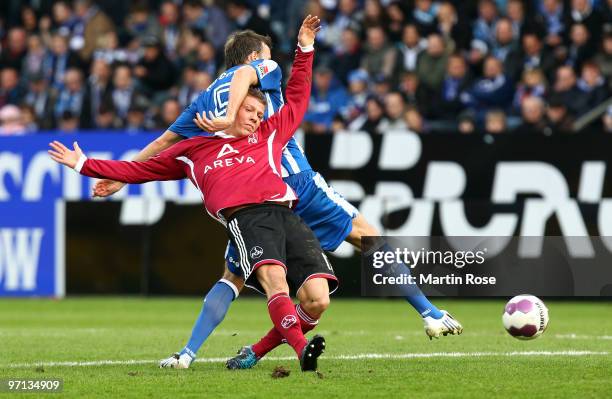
left=345, top=214, right=380, bottom=249
left=229, top=277, right=330, bottom=370
left=160, top=263, right=244, bottom=369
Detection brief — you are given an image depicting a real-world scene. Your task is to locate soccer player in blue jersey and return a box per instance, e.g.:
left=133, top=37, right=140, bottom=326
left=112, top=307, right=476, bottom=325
left=93, top=26, right=462, bottom=370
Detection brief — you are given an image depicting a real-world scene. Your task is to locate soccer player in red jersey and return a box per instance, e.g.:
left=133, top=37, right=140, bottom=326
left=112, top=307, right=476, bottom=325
left=48, top=16, right=333, bottom=371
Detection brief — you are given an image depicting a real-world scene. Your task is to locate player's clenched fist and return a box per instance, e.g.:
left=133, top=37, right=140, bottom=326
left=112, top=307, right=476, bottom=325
left=48, top=141, right=83, bottom=169
left=298, top=15, right=321, bottom=48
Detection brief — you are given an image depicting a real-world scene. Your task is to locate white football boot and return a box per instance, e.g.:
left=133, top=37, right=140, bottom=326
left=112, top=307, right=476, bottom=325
left=423, top=310, right=463, bottom=339
left=159, top=352, right=193, bottom=369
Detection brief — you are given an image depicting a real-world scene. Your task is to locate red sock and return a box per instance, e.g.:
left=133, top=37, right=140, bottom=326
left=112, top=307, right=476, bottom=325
left=253, top=304, right=319, bottom=358
left=266, top=293, right=307, bottom=357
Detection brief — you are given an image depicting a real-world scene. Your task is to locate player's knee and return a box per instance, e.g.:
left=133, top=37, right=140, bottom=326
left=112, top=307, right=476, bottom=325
left=303, top=295, right=330, bottom=316
left=222, top=268, right=244, bottom=292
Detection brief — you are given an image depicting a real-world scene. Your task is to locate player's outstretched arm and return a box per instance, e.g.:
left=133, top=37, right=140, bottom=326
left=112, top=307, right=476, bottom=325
left=92, top=130, right=183, bottom=197
left=263, top=15, right=319, bottom=143
left=49, top=140, right=186, bottom=184
left=194, top=66, right=258, bottom=132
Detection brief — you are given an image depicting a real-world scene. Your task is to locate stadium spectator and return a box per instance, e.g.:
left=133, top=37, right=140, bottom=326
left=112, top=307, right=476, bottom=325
left=23, top=74, right=53, bottom=130
left=159, top=1, right=181, bottom=60
left=304, top=65, right=350, bottom=133
left=126, top=103, right=148, bottom=132
left=195, top=41, right=218, bottom=77
left=53, top=68, right=89, bottom=128
left=520, top=32, right=557, bottom=82
left=343, top=69, right=370, bottom=122
left=0, top=104, right=26, bottom=135
left=513, top=68, right=547, bottom=113
left=595, top=31, right=612, bottom=87
left=416, top=33, right=449, bottom=91
left=436, top=2, right=471, bottom=51
left=385, top=1, right=406, bottom=43
left=397, top=24, right=425, bottom=73
left=484, top=109, right=507, bottom=133
left=412, top=0, right=440, bottom=35
left=430, top=53, right=471, bottom=120
left=371, top=74, right=392, bottom=98
left=334, top=28, right=363, bottom=85
left=0, top=27, right=28, bottom=70
left=95, top=102, right=118, bottom=129
left=22, top=35, right=47, bottom=80
left=348, top=96, right=385, bottom=132
left=125, top=1, right=161, bottom=42
left=458, top=110, right=476, bottom=133
left=58, top=110, right=79, bottom=132
left=134, top=36, right=176, bottom=94
left=569, top=0, right=603, bottom=46
left=379, top=91, right=408, bottom=131
left=404, top=105, right=428, bottom=133
left=176, top=64, right=199, bottom=108
left=361, top=26, right=398, bottom=81
left=328, top=0, right=364, bottom=47
left=506, top=0, right=528, bottom=39
left=156, top=98, right=182, bottom=130
left=182, top=0, right=231, bottom=51
left=72, top=0, right=115, bottom=61
left=517, top=96, right=546, bottom=134
left=544, top=95, right=574, bottom=134
left=20, top=104, right=38, bottom=132
left=43, top=32, right=82, bottom=89
left=398, top=72, right=432, bottom=116
left=550, top=65, right=588, bottom=116
left=20, top=6, right=39, bottom=35
left=577, top=62, right=609, bottom=111
left=491, top=17, right=521, bottom=81
left=226, top=0, right=277, bottom=46
left=51, top=1, right=78, bottom=39
left=0, top=68, right=24, bottom=107
left=363, top=0, right=389, bottom=30
left=473, top=0, right=499, bottom=48
left=87, top=59, right=113, bottom=126
left=535, top=0, right=570, bottom=47
left=566, top=23, right=596, bottom=71
left=463, top=56, right=514, bottom=116
left=111, top=64, right=147, bottom=126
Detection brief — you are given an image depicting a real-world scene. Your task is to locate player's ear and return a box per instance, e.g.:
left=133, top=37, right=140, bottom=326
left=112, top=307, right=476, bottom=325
left=247, top=51, right=258, bottom=63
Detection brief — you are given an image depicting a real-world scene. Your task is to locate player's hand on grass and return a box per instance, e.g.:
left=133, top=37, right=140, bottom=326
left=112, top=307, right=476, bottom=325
left=298, top=15, right=321, bottom=48
left=48, top=141, right=83, bottom=169
left=193, top=111, right=233, bottom=132
left=92, top=179, right=126, bottom=197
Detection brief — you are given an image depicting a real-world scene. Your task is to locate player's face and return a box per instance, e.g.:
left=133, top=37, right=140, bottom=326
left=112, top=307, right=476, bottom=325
left=235, top=96, right=265, bottom=135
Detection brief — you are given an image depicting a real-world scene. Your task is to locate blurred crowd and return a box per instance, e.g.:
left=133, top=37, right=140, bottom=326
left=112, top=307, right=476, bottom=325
left=0, top=0, right=611, bottom=136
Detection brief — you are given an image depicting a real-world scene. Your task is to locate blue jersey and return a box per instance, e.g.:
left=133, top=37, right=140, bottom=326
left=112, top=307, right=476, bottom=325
left=169, top=59, right=311, bottom=177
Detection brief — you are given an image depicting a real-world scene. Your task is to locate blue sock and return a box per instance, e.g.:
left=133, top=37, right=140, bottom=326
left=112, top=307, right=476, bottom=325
left=381, top=244, right=444, bottom=320
left=180, top=279, right=238, bottom=358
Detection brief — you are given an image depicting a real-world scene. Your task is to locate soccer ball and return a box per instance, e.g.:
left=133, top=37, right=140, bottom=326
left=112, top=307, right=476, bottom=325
left=502, top=295, right=549, bottom=340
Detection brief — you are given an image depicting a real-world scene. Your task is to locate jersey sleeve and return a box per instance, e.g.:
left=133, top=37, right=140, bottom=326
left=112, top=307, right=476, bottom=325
left=249, top=59, right=282, bottom=91
left=259, top=47, right=314, bottom=145
left=168, top=102, right=204, bottom=138
left=78, top=151, right=187, bottom=183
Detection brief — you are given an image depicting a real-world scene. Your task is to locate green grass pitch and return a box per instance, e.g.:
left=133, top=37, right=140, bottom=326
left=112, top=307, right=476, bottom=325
left=0, top=298, right=610, bottom=398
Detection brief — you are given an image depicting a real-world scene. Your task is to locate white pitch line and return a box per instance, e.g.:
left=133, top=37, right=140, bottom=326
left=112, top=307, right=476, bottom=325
left=4, top=351, right=609, bottom=369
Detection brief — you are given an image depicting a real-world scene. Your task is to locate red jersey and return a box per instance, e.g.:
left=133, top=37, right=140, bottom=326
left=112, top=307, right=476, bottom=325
left=76, top=47, right=314, bottom=223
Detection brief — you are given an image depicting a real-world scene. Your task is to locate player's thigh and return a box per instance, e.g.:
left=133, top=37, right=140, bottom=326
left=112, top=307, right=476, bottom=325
left=290, top=172, right=358, bottom=252
left=226, top=206, right=287, bottom=294
left=284, top=213, right=339, bottom=295
left=345, top=213, right=380, bottom=249
left=255, top=264, right=290, bottom=298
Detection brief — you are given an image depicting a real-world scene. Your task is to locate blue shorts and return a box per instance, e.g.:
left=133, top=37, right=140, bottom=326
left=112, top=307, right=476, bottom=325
left=226, top=170, right=359, bottom=276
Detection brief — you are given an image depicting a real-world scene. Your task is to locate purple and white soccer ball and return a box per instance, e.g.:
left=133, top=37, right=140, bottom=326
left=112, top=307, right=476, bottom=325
left=502, top=295, right=549, bottom=340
